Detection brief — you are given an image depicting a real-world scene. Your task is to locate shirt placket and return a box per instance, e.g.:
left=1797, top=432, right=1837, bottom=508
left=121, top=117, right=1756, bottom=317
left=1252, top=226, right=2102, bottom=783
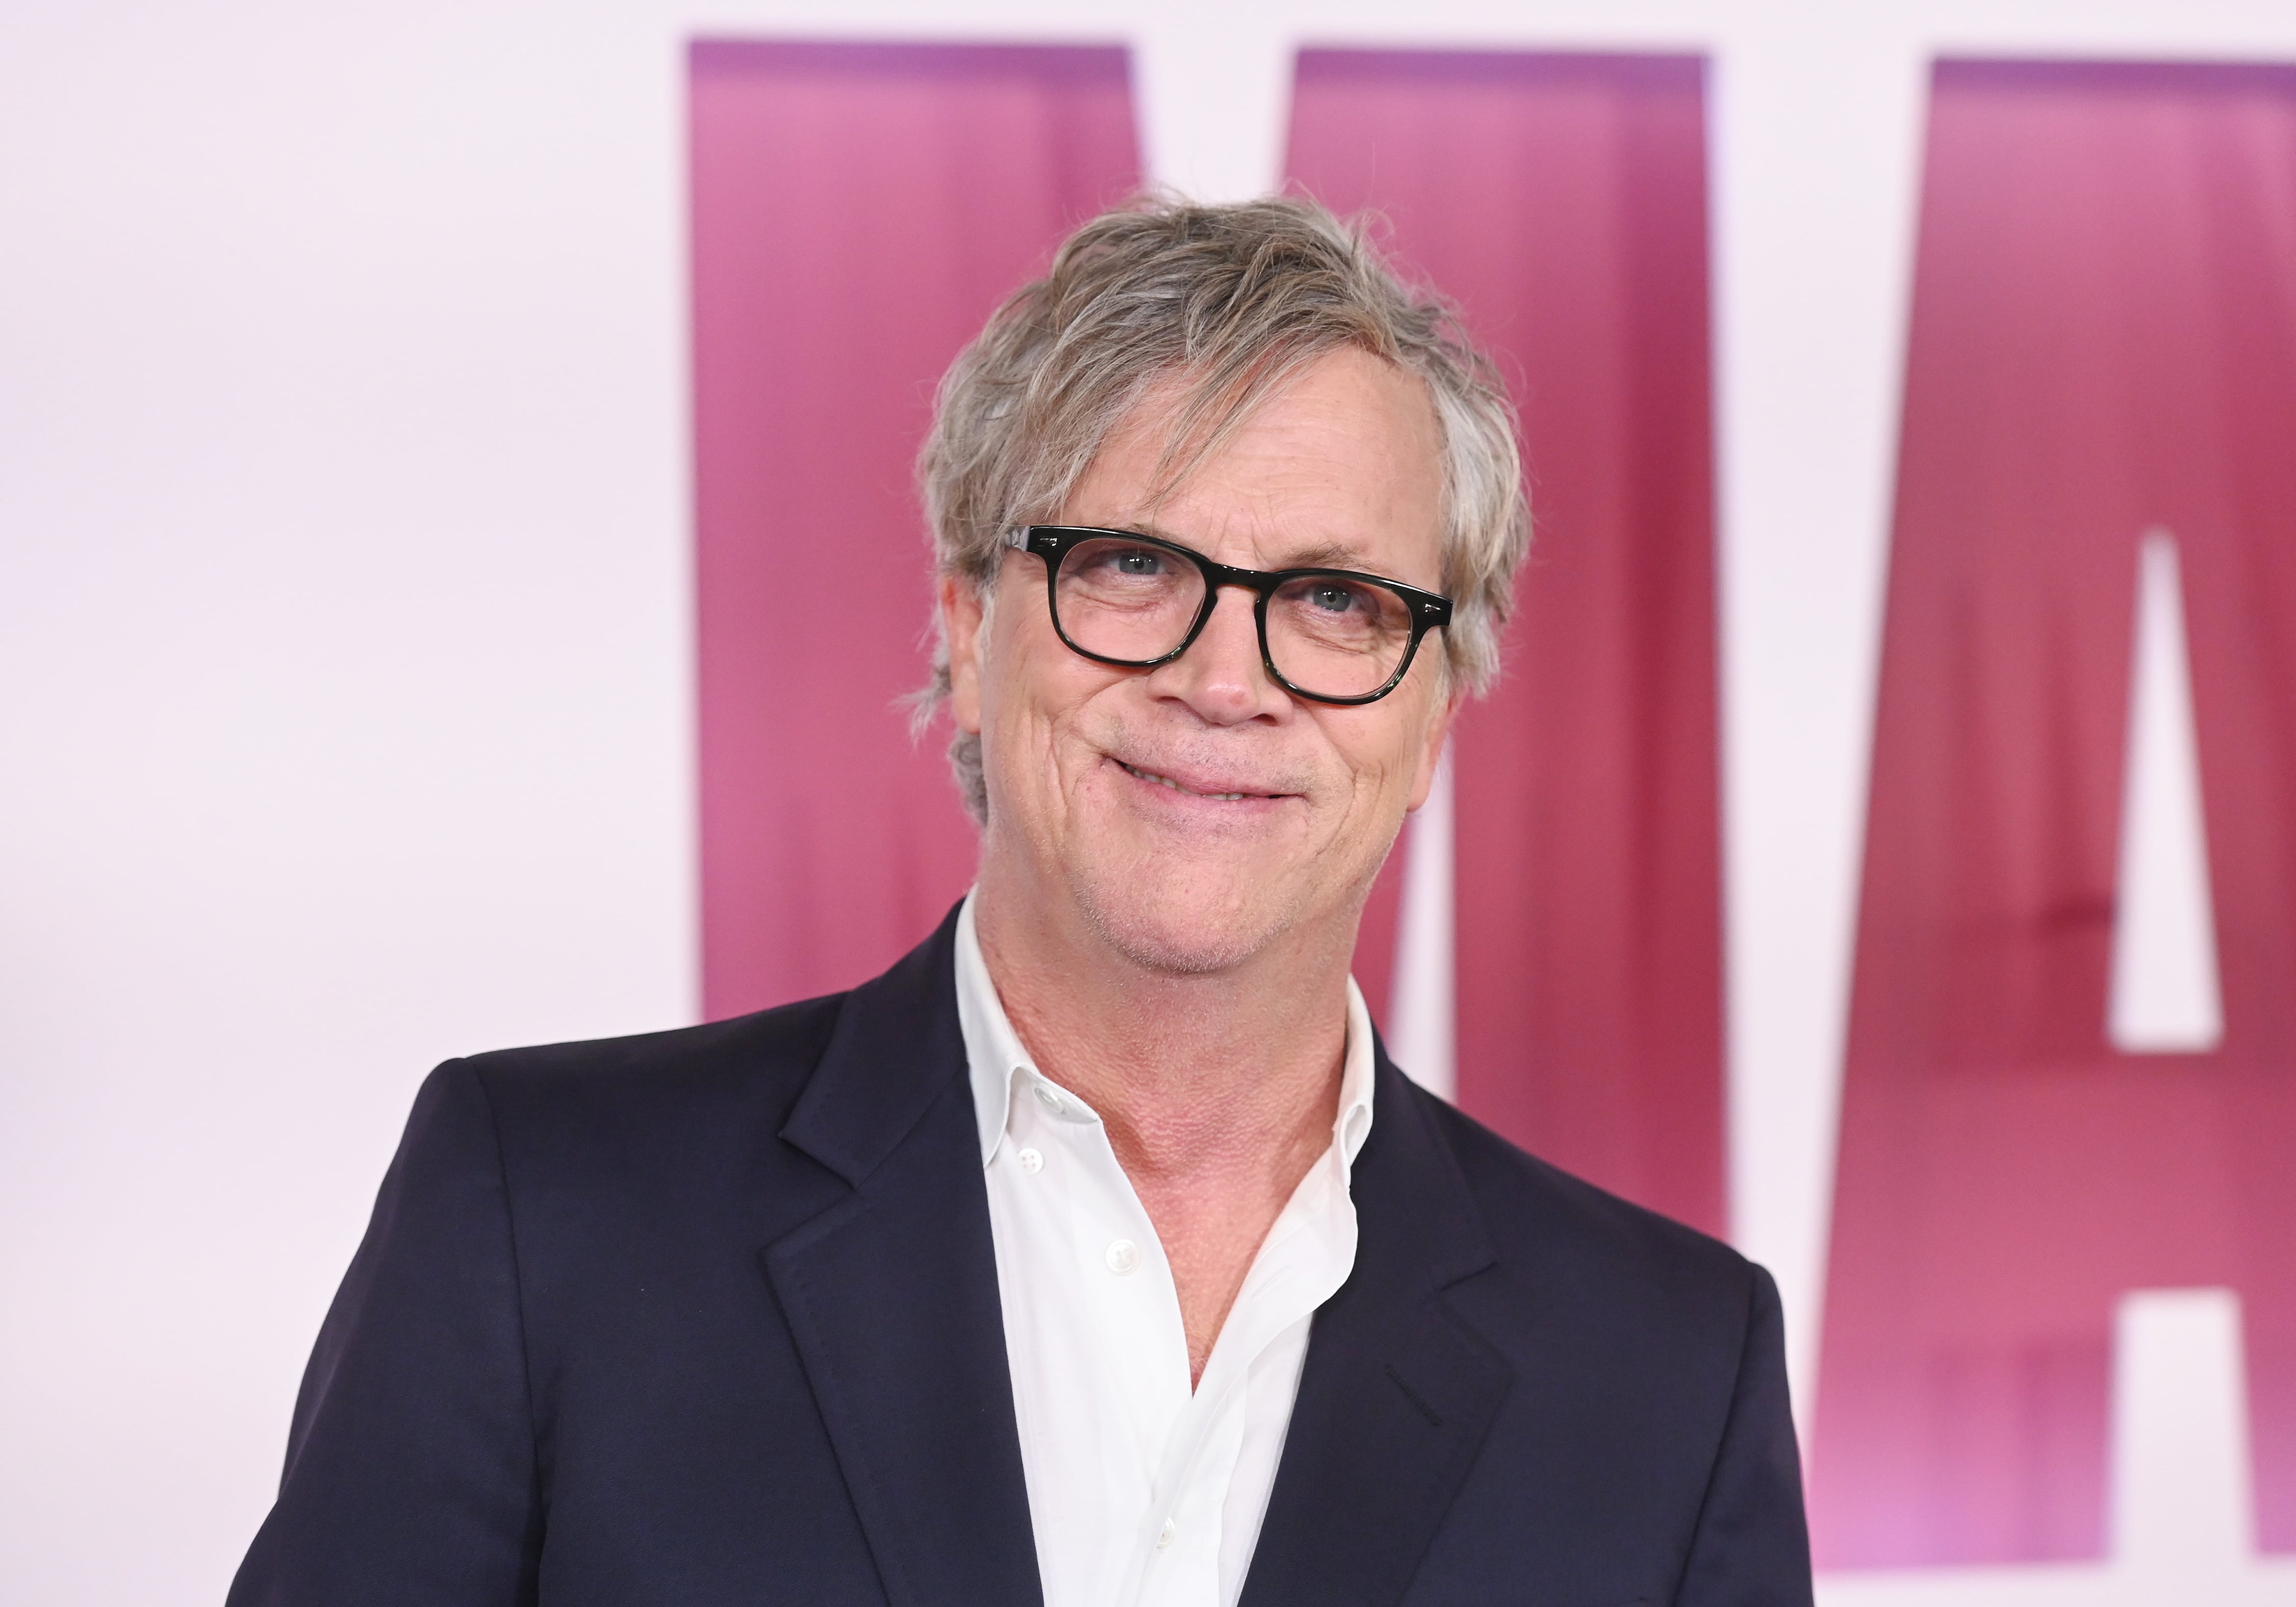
left=1019, top=1074, right=1194, bottom=1603
left=992, top=1043, right=1366, bottom=1607
left=1133, top=1150, right=1355, bottom=1605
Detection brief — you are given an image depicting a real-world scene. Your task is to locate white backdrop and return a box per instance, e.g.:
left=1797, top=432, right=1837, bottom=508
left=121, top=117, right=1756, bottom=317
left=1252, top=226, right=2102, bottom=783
left=5, top=2, right=2294, bottom=1601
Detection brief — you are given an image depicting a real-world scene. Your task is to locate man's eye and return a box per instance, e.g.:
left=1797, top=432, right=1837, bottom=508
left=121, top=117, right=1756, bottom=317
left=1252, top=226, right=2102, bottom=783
left=1309, top=584, right=1360, bottom=613
left=1076, top=543, right=1168, bottom=578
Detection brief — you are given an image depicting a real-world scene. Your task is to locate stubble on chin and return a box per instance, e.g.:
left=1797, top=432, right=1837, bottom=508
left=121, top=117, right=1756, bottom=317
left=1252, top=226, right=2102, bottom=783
left=1053, top=810, right=1338, bottom=978
left=1069, top=874, right=1284, bottom=975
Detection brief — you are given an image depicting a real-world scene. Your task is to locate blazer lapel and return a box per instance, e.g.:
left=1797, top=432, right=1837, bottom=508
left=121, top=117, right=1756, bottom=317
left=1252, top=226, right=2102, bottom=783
left=763, top=908, right=1044, bottom=1607
left=1239, top=1051, right=1514, bottom=1607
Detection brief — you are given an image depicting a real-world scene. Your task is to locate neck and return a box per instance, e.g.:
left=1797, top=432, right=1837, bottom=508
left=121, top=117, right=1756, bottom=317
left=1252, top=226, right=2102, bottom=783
left=971, top=857, right=1358, bottom=1383
left=970, top=870, right=1352, bottom=1190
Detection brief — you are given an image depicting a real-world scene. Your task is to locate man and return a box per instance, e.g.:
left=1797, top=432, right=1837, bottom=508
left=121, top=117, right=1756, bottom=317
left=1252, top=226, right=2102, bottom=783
left=230, top=196, right=1810, bottom=1606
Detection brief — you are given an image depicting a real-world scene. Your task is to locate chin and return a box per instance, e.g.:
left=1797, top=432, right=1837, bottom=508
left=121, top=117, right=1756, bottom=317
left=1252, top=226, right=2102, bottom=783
left=1068, top=870, right=1302, bottom=976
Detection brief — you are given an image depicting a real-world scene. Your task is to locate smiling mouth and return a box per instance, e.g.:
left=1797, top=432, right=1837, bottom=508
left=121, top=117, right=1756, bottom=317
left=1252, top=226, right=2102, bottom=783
left=1116, top=759, right=1272, bottom=802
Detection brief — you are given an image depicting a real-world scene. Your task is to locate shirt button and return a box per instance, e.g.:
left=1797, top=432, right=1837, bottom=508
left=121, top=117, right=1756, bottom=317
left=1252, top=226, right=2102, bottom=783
left=1015, top=1146, right=1044, bottom=1175
left=1034, top=1083, right=1065, bottom=1114
left=1157, top=1518, right=1177, bottom=1550
left=1105, top=1239, right=1140, bottom=1275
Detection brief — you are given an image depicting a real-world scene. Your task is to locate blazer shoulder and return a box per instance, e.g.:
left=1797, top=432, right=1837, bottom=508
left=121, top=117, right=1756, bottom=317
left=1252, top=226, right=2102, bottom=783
left=450, top=991, right=851, bottom=1139
left=1415, top=1083, right=1760, bottom=1311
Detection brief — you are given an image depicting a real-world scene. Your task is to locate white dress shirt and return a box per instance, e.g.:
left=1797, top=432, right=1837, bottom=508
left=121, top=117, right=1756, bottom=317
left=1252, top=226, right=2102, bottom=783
left=953, top=893, right=1376, bottom=1607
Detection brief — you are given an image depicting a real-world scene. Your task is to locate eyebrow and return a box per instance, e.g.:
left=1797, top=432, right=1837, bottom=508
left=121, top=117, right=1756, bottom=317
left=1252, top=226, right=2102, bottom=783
left=1121, top=521, right=1375, bottom=573
left=1275, top=539, right=1371, bottom=570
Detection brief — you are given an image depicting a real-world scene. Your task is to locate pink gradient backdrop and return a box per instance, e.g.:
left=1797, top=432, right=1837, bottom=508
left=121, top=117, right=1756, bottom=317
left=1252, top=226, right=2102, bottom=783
left=691, top=40, right=1139, bottom=1019
left=1287, top=51, right=1728, bottom=1238
left=1813, top=59, right=2296, bottom=1569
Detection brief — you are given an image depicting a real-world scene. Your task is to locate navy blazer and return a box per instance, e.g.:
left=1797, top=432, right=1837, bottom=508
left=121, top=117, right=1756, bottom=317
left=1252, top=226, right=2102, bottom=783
left=230, top=906, right=1811, bottom=1605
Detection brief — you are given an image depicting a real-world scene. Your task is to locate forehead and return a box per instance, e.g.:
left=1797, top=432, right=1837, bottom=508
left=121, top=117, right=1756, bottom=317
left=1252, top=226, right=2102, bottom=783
left=1067, top=347, right=1446, bottom=581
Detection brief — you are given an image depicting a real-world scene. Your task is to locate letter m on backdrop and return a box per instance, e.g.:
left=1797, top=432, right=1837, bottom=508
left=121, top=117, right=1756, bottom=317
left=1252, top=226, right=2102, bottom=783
left=1813, top=60, right=2296, bottom=1568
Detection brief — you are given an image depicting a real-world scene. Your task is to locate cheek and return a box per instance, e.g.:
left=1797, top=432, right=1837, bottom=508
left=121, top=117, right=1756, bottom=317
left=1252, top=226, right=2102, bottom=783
left=975, top=595, right=1046, bottom=727
left=978, top=610, right=1112, bottom=776
left=1330, top=696, right=1441, bottom=801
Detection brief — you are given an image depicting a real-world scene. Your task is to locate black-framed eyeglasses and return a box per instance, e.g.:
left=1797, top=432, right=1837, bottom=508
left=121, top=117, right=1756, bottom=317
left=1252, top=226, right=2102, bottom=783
left=1003, top=525, right=1452, bottom=706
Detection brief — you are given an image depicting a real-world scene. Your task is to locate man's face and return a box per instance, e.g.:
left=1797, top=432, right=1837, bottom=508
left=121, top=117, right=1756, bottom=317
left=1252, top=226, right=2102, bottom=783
left=944, top=347, right=1457, bottom=975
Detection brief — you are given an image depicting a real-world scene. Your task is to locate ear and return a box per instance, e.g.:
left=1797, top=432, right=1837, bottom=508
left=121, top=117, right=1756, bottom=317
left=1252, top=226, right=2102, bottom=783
left=1404, top=689, right=1460, bottom=814
left=939, top=572, right=988, bottom=735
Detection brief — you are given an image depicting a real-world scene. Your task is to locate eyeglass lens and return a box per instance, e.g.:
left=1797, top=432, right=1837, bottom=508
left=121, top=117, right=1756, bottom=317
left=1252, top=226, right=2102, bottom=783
left=1053, top=535, right=1416, bottom=700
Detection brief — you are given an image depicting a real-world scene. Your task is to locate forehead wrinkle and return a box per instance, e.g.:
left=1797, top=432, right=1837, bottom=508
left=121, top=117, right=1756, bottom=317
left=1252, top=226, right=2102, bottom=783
left=1067, top=349, right=1445, bottom=587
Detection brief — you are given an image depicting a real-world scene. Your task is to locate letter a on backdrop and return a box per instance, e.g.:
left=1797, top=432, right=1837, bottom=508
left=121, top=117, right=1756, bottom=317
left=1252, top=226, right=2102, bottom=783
left=1814, top=60, right=2296, bottom=1569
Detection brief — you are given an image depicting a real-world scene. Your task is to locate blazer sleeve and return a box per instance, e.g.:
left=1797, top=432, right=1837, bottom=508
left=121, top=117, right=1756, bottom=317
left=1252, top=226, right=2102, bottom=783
left=1674, top=1264, right=1814, bottom=1607
left=228, top=1060, right=543, bottom=1607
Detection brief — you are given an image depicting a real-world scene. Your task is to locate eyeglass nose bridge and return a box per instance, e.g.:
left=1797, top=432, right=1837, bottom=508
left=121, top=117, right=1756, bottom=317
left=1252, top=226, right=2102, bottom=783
left=1167, top=567, right=1286, bottom=685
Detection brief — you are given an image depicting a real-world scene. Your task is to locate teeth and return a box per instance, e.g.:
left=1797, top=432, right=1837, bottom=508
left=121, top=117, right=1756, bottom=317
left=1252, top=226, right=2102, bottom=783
left=1120, top=760, right=1249, bottom=801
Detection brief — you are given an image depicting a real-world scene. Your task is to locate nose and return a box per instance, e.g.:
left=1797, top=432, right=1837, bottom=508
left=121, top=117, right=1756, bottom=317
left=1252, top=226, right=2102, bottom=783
left=1143, top=584, right=1290, bottom=726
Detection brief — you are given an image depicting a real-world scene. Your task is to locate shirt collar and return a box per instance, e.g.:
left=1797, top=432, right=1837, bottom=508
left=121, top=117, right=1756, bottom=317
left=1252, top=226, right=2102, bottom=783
left=953, top=890, right=1378, bottom=1173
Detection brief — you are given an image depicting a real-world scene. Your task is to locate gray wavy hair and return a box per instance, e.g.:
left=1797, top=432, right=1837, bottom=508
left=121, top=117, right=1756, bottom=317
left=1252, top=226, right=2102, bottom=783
left=916, top=192, right=1529, bottom=823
